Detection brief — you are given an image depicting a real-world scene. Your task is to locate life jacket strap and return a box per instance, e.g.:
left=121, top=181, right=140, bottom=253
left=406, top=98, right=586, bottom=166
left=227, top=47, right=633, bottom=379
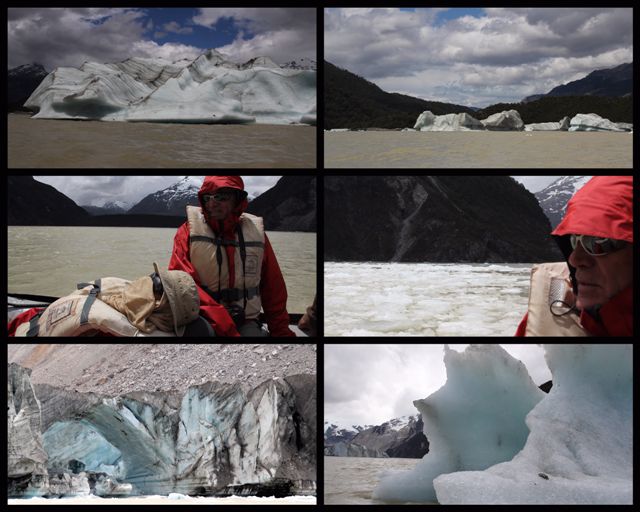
left=202, top=285, right=260, bottom=303
left=77, top=279, right=101, bottom=326
left=190, top=235, right=264, bottom=248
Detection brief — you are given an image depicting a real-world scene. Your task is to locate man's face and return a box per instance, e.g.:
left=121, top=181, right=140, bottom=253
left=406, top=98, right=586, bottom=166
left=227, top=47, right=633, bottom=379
left=568, top=240, right=633, bottom=309
left=203, top=188, right=239, bottom=220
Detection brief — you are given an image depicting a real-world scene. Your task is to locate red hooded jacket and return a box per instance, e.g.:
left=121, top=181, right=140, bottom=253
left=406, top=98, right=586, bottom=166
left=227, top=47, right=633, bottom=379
left=169, top=176, right=294, bottom=337
left=516, top=176, right=633, bottom=336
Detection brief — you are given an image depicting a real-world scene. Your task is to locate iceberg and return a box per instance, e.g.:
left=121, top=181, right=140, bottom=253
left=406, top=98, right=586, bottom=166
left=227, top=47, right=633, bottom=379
left=524, top=116, right=570, bottom=131
left=23, top=49, right=316, bottom=125
left=413, top=111, right=484, bottom=131
left=568, top=113, right=626, bottom=132
left=373, top=344, right=632, bottom=505
left=481, top=110, right=524, bottom=131
left=373, top=345, right=544, bottom=503
left=434, top=345, right=632, bottom=504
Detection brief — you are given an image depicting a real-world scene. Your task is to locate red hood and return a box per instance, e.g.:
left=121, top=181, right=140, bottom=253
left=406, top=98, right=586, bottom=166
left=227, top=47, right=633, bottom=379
left=552, top=176, right=633, bottom=241
left=198, top=176, right=249, bottom=235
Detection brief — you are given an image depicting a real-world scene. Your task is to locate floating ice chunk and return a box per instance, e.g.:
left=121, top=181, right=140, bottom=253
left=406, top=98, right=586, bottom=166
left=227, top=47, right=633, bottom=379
left=434, top=344, right=632, bottom=504
left=373, top=345, right=544, bottom=503
left=568, top=113, right=626, bottom=132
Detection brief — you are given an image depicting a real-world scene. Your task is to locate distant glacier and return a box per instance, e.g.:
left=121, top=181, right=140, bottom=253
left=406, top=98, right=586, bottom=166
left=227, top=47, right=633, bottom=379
left=24, top=49, right=316, bottom=125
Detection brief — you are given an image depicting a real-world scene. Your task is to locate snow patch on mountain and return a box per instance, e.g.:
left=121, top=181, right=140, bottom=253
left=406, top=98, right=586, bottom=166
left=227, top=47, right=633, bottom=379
left=535, top=176, right=592, bottom=228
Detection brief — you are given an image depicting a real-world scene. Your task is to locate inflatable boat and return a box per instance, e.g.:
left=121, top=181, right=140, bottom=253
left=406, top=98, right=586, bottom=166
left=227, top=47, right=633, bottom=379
left=8, top=293, right=308, bottom=337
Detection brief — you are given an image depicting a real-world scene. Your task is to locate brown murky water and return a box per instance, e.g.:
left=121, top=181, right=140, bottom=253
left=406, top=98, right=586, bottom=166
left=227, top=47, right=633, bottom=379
left=8, top=113, right=316, bottom=168
left=324, top=131, right=632, bottom=168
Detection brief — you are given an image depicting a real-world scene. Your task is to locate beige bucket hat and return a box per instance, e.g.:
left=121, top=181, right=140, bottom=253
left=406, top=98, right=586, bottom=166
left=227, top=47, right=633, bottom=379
left=153, top=262, right=200, bottom=336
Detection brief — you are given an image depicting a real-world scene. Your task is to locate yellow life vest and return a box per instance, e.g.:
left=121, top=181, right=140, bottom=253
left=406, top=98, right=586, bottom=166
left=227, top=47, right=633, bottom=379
left=14, top=278, right=175, bottom=337
left=524, top=262, right=591, bottom=337
left=187, top=206, right=265, bottom=320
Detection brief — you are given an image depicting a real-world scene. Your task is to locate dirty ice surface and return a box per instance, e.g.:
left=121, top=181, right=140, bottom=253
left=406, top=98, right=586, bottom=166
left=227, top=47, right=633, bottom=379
left=324, top=262, right=532, bottom=336
left=9, top=495, right=316, bottom=505
left=373, top=345, right=544, bottom=503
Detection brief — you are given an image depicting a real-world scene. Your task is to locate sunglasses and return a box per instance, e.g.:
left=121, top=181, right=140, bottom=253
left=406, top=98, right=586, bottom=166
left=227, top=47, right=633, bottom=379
left=570, top=234, right=628, bottom=257
left=202, top=191, right=236, bottom=203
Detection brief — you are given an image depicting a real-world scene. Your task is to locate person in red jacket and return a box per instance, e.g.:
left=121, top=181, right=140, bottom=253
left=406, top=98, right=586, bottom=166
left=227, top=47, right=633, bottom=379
left=516, top=176, right=633, bottom=337
left=169, top=176, right=295, bottom=337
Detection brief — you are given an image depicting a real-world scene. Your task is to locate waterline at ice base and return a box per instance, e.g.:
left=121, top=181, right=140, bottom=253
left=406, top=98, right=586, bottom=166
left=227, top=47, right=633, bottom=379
left=373, top=344, right=632, bottom=505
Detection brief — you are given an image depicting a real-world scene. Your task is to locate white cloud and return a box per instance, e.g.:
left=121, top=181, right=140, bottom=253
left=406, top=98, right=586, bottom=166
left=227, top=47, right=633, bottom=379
left=324, top=7, right=632, bottom=106
left=7, top=8, right=205, bottom=70
left=193, top=8, right=316, bottom=64
left=324, top=344, right=550, bottom=427
left=33, top=176, right=282, bottom=207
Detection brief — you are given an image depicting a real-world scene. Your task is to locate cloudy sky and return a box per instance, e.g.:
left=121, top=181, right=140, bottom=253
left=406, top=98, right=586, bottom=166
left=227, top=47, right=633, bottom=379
left=325, top=344, right=552, bottom=428
left=8, top=8, right=316, bottom=70
left=325, top=7, right=633, bottom=107
left=33, top=176, right=281, bottom=208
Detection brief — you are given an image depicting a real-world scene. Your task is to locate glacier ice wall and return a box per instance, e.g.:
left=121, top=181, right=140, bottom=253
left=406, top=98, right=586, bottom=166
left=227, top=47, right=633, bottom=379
left=373, top=345, right=544, bottom=503
left=7, top=364, right=49, bottom=497
left=24, top=50, right=316, bottom=125
left=10, top=372, right=316, bottom=498
left=434, top=344, right=632, bottom=504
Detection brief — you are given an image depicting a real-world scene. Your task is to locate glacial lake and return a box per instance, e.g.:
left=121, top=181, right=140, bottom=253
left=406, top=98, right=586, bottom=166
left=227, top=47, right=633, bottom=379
left=8, top=113, right=316, bottom=168
left=8, top=227, right=316, bottom=315
left=324, top=456, right=427, bottom=505
left=324, top=130, right=632, bottom=168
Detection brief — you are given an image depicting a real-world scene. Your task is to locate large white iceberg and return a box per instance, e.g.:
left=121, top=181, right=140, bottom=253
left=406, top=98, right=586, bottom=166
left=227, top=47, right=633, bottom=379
left=481, top=110, right=524, bottom=131
left=24, top=50, right=316, bottom=125
left=568, top=113, right=626, bottom=132
left=373, top=345, right=544, bottom=503
left=413, top=111, right=484, bottom=131
left=374, top=344, right=632, bottom=505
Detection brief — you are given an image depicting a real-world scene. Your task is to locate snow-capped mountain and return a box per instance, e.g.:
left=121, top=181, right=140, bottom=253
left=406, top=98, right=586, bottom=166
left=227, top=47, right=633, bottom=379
left=535, top=176, right=592, bottom=228
left=24, top=49, right=316, bottom=125
left=82, top=200, right=130, bottom=216
left=324, top=415, right=429, bottom=458
left=128, top=176, right=202, bottom=216
left=8, top=63, right=48, bottom=110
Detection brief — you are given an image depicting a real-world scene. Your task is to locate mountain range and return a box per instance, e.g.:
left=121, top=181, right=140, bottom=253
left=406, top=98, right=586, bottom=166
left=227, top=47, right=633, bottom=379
left=324, top=415, right=429, bottom=458
left=7, top=63, right=48, bottom=111
left=325, top=61, right=633, bottom=129
left=8, top=177, right=316, bottom=231
left=534, top=176, right=592, bottom=228
left=325, top=176, right=562, bottom=263
left=246, top=176, right=316, bottom=232
left=522, top=62, right=632, bottom=102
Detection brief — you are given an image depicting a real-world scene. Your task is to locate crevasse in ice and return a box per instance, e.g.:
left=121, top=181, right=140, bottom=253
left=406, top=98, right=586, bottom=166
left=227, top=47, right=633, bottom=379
left=373, top=344, right=632, bottom=505
left=24, top=49, right=316, bottom=125
left=372, top=344, right=544, bottom=503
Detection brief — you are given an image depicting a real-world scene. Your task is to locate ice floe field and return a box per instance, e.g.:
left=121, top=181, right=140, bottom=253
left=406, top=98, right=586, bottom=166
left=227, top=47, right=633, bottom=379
left=324, top=262, right=532, bottom=336
left=324, top=131, right=632, bottom=168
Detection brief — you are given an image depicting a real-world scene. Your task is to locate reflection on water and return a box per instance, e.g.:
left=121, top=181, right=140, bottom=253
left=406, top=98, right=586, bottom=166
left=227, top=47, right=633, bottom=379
left=8, top=114, right=316, bottom=168
left=8, top=227, right=316, bottom=314
left=325, top=131, right=632, bottom=168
